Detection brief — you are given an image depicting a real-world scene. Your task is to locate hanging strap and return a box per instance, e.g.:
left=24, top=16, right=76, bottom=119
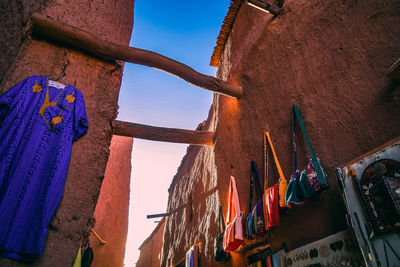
left=265, top=132, right=287, bottom=185
left=292, top=104, right=325, bottom=184
left=226, top=176, right=241, bottom=224
left=249, top=161, right=263, bottom=212
left=217, top=205, right=225, bottom=234
left=292, top=105, right=297, bottom=173
left=252, top=161, right=263, bottom=195
left=264, top=133, right=269, bottom=189
left=249, top=162, right=254, bottom=213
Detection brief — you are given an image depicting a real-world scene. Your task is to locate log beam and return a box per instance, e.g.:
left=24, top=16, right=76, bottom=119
left=114, top=120, right=214, bottom=146
left=30, top=14, right=243, bottom=99
left=146, top=213, right=170, bottom=219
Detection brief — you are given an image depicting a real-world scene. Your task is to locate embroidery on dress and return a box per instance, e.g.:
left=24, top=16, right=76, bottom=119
left=65, top=92, right=75, bottom=103
left=38, top=83, right=71, bottom=131
left=51, top=116, right=63, bottom=126
left=32, top=81, right=42, bottom=93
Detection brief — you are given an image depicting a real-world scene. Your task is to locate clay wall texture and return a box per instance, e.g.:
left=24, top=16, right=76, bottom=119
left=160, top=0, right=400, bottom=266
left=89, top=135, right=133, bottom=267
left=136, top=218, right=165, bottom=267
left=0, top=0, right=134, bottom=266
left=0, top=0, right=50, bottom=81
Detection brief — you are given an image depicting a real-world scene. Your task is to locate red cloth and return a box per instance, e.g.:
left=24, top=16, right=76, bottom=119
left=223, top=176, right=243, bottom=251
left=263, top=184, right=280, bottom=230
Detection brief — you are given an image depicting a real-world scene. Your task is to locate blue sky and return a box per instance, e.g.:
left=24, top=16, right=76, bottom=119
left=118, top=1, right=230, bottom=129
left=118, top=1, right=230, bottom=266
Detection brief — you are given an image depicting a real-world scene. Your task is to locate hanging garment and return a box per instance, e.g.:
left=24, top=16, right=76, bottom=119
left=223, top=176, right=244, bottom=252
left=73, top=246, right=82, bottom=267
left=214, top=205, right=230, bottom=263
left=185, top=245, right=198, bottom=267
left=82, top=246, right=94, bottom=267
left=0, top=75, right=88, bottom=261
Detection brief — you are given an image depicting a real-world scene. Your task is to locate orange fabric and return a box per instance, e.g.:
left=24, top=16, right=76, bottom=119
left=267, top=256, right=272, bottom=267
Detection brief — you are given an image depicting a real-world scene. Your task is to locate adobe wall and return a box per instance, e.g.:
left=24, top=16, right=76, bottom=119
left=0, top=0, right=50, bottom=81
left=0, top=0, right=134, bottom=266
left=90, top=135, right=133, bottom=267
left=136, top=218, right=165, bottom=267
left=160, top=0, right=400, bottom=266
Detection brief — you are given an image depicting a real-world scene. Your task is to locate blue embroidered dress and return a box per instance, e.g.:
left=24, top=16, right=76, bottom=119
left=0, top=75, right=88, bottom=261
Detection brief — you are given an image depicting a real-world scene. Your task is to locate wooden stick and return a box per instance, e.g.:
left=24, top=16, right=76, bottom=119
left=90, top=229, right=107, bottom=245
left=146, top=213, right=170, bottom=219
left=114, top=120, right=214, bottom=146
left=30, top=14, right=243, bottom=99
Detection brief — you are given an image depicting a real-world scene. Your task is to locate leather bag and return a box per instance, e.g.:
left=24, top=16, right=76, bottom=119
left=223, top=176, right=244, bottom=252
left=285, top=105, right=328, bottom=205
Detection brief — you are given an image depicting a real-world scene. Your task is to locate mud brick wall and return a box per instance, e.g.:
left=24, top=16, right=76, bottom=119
left=0, top=0, right=134, bottom=266
left=136, top=218, right=165, bottom=267
left=160, top=0, right=400, bottom=266
left=90, top=135, right=133, bottom=267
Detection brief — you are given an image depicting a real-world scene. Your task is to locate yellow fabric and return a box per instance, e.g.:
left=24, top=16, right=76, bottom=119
left=265, top=132, right=291, bottom=209
left=72, top=246, right=82, bottom=267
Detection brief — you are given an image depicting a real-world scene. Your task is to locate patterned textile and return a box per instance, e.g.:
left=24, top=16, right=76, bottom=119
left=0, top=76, right=88, bottom=261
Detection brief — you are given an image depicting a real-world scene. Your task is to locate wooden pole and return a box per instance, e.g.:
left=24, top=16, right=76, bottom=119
left=30, top=13, right=243, bottom=99
left=114, top=120, right=214, bottom=146
left=146, top=213, right=170, bottom=219
left=90, top=229, right=107, bottom=245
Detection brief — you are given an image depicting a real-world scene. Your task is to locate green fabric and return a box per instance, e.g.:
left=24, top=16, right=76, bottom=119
left=73, top=246, right=82, bottom=267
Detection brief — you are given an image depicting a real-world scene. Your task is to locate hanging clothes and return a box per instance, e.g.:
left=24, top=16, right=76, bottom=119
left=0, top=75, right=88, bottom=261
left=185, top=245, right=198, bottom=267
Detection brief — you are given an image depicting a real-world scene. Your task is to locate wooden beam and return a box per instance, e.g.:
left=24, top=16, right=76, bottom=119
left=113, top=120, right=214, bottom=146
left=388, top=57, right=400, bottom=81
left=30, top=14, right=243, bottom=99
left=146, top=213, right=170, bottom=219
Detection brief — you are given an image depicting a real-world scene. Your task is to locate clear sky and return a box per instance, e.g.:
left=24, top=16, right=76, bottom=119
left=118, top=1, right=230, bottom=266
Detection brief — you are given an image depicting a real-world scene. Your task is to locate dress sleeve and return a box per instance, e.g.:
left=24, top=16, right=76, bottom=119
left=73, top=89, right=89, bottom=141
left=0, top=78, right=27, bottom=127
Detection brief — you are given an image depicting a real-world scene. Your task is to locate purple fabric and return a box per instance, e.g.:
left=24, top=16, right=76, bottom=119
left=306, top=159, right=321, bottom=192
left=0, top=75, right=88, bottom=261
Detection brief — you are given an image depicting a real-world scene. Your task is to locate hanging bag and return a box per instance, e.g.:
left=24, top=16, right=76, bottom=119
left=214, top=205, right=231, bottom=263
left=223, top=176, right=244, bottom=252
left=263, top=132, right=283, bottom=230
left=265, top=132, right=291, bottom=211
left=285, top=105, right=329, bottom=205
left=246, top=161, right=266, bottom=239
